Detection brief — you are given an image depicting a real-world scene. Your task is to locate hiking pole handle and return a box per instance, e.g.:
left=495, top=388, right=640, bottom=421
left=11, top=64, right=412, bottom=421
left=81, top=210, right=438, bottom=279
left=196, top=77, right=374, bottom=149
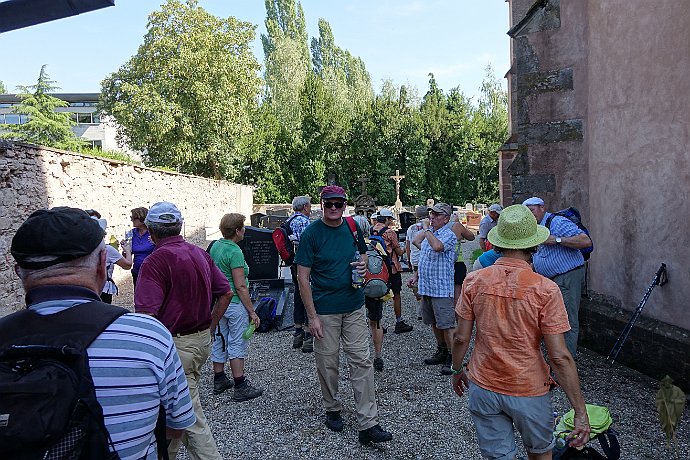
left=608, top=263, right=667, bottom=365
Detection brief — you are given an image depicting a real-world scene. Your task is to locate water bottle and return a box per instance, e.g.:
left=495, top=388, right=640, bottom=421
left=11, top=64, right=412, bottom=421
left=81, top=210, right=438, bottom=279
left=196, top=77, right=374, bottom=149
left=351, top=251, right=364, bottom=288
left=242, top=322, right=256, bottom=340
left=124, top=229, right=133, bottom=243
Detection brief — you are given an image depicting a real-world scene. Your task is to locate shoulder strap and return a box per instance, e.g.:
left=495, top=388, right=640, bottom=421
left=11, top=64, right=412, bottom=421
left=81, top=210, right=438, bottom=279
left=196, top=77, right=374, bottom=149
left=0, top=301, right=127, bottom=351
left=345, top=216, right=358, bottom=245
left=206, top=239, right=217, bottom=253
left=545, top=213, right=556, bottom=230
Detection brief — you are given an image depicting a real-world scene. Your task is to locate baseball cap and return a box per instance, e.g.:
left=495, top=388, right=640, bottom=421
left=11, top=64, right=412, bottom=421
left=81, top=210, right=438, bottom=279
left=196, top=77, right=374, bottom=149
left=11, top=207, right=104, bottom=269
left=428, top=202, right=452, bottom=216
left=488, top=204, right=503, bottom=214
left=320, top=185, right=347, bottom=200
left=378, top=208, right=396, bottom=219
left=145, top=201, right=183, bottom=224
left=522, top=197, right=545, bottom=207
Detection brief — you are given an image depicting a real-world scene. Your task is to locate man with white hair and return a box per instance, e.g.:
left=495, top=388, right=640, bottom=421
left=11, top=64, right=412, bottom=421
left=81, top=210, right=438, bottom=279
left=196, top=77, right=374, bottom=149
left=523, top=196, right=592, bottom=357
left=289, top=195, right=313, bottom=353
left=135, top=201, right=233, bottom=460
left=2, top=207, right=195, bottom=460
left=478, top=204, right=502, bottom=252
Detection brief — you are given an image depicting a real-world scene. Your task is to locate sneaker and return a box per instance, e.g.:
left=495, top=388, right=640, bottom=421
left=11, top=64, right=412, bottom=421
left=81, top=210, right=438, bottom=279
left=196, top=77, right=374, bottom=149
left=292, top=329, right=305, bottom=349
left=358, top=424, right=393, bottom=444
left=373, top=357, right=384, bottom=371
left=424, top=346, right=448, bottom=365
left=394, top=320, right=413, bottom=334
left=301, top=333, right=314, bottom=353
left=325, top=410, right=344, bottom=432
left=232, top=379, right=264, bottom=402
left=213, top=374, right=234, bottom=395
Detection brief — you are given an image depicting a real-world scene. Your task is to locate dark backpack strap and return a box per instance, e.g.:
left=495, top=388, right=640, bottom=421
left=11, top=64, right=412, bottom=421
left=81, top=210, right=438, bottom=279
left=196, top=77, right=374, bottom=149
left=206, top=240, right=217, bottom=253
left=596, top=429, right=620, bottom=460
left=0, top=301, right=127, bottom=350
left=545, top=213, right=556, bottom=230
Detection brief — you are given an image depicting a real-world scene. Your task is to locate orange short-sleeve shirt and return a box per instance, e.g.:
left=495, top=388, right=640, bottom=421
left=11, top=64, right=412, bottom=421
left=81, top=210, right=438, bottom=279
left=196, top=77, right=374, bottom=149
left=457, top=258, right=570, bottom=397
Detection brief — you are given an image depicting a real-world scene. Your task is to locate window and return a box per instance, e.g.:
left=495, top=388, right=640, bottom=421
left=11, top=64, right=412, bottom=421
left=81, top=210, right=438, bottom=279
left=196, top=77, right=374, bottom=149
left=5, top=114, right=20, bottom=124
left=90, top=140, right=103, bottom=150
left=77, top=113, right=92, bottom=124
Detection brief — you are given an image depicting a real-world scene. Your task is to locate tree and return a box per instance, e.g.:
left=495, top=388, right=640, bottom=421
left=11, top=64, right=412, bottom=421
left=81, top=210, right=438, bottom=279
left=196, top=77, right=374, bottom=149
left=0, top=81, right=6, bottom=94
left=1, top=65, right=85, bottom=150
left=100, top=0, right=261, bottom=179
left=261, top=0, right=312, bottom=129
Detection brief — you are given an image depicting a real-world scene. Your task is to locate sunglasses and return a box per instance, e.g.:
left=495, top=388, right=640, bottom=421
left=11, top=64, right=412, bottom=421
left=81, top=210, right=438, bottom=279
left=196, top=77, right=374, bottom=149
left=323, top=201, right=345, bottom=209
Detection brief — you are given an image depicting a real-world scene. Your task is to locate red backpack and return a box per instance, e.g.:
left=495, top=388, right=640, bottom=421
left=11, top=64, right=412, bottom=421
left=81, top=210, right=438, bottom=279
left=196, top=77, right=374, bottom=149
left=272, top=215, right=299, bottom=266
left=345, top=218, right=391, bottom=299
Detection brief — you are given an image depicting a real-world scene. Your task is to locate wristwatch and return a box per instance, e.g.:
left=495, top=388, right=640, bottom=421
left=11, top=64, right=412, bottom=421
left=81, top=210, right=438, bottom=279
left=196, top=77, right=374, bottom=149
left=555, top=237, right=562, bottom=245
left=425, top=228, right=433, bottom=233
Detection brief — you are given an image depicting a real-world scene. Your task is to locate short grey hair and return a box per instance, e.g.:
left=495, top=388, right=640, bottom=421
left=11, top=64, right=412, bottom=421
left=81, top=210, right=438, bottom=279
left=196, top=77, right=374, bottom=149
left=148, top=221, right=183, bottom=239
left=292, top=196, right=311, bottom=212
left=353, top=215, right=370, bottom=238
left=16, top=241, right=105, bottom=284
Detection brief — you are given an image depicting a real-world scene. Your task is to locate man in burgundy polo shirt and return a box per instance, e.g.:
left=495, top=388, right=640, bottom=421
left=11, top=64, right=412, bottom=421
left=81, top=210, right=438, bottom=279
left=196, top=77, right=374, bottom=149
left=135, top=201, right=232, bottom=460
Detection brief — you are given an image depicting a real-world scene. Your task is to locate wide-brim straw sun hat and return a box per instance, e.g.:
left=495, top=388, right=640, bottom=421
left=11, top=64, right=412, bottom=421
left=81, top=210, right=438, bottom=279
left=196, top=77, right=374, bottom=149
left=487, top=204, right=550, bottom=250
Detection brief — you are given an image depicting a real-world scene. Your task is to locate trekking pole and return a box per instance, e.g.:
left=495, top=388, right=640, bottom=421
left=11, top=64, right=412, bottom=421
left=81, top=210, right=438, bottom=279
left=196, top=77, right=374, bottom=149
left=607, top=263, right=667, bottom=365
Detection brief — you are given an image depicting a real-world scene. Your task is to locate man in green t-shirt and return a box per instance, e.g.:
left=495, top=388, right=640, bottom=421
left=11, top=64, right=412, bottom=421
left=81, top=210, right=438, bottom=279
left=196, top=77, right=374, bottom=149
left=295, top=185, right=393, bottom=445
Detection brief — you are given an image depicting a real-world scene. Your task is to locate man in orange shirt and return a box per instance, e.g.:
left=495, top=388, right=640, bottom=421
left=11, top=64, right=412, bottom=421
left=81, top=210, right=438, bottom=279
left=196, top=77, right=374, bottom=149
left=450, top=205, right=590, bottom=460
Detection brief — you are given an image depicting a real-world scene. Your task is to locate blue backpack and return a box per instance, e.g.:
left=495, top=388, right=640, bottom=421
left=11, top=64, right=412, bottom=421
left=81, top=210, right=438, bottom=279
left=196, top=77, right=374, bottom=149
left=545, top=207, right=593, bottom=261
left=254, top=297, right=277, bottom=333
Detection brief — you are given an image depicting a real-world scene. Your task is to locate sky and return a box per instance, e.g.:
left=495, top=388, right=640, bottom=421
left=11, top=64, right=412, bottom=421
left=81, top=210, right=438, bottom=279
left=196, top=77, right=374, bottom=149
left=1, top=1, right=510, bottom=100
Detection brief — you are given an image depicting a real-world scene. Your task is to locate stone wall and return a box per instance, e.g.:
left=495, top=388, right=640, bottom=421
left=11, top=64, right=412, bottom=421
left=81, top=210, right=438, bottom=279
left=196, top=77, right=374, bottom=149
left=0, top=141, right=253, bottom=316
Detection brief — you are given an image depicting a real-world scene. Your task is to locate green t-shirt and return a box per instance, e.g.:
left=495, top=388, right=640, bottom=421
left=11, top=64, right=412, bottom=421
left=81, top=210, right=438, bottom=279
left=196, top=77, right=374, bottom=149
left=209, top=238, right=248, bottom=305
left=294, top=218, right=367, bottom=315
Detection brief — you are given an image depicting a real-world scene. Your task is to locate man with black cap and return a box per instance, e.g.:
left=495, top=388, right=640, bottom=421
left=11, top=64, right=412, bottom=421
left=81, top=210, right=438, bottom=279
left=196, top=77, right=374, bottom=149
left=3, top=207, right=195, bottom=459
left=135, top=201, right=233, bottom=460
left=295, top=185, right=393, bottom=445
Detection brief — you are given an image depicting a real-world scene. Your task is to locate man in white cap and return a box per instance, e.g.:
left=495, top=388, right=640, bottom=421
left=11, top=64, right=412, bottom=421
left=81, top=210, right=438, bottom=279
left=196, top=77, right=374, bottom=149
left=451, top=204, right=590, bottom=460
left=135, top=201, right=233, bottom=460
left=478, top=204, right=503, bottom=252
left=523, top=196, right=592, bottom=358
left=372, top=208, right=413, bottom=335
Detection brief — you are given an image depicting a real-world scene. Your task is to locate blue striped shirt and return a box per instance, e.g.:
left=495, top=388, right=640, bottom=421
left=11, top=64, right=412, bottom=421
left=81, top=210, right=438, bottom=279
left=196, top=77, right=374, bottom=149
left=30, top=300, right=195, bottom=460
left=532, top=213, right=585, bottom=278
left=417, top=225, right=457, bottom=297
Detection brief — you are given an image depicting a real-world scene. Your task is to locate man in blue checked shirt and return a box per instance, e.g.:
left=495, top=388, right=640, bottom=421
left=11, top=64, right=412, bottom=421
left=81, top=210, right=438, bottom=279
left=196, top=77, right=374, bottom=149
left=288, top=195, right=313, bottom=353
left=523, top=197, right=593, bottom=358
left=409, top=202, right=457, bottom=375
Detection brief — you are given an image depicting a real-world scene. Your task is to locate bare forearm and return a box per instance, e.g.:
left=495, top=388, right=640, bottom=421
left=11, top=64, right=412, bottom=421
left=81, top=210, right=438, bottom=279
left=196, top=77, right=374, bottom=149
left=235, top=285, right=254, bottom=314
left=210, top=292, right=232, bottom=326
left=550, top=354, right=587, bottom=413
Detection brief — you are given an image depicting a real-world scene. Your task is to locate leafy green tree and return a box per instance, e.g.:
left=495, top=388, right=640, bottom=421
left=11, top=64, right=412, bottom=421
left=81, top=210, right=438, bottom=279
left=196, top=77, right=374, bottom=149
left=100, top=0, right=261, bottom=179
left=0, top=81, right=6, bottom=93
left=1, top=65, right=85, bottom=150
left=261, top=0, right=311, bottom=130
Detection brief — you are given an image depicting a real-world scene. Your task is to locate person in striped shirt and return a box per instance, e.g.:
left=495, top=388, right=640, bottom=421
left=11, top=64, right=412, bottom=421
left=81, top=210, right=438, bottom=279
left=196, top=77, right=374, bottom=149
left=523, top=196, right=593, bottom=358
left=9, top=207, right=195, bottom=460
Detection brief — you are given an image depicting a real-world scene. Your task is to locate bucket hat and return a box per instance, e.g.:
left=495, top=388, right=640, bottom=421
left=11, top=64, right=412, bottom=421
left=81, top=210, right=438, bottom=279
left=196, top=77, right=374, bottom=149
left=487, top=204, right=550, bottom=249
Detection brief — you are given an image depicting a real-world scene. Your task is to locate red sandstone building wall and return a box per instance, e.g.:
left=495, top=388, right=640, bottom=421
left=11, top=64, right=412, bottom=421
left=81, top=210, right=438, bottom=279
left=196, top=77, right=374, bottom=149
left=504, top=0, right=690, bottom=387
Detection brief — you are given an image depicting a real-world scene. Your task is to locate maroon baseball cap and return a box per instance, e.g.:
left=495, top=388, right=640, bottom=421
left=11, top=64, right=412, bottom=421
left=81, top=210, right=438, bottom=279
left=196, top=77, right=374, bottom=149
left=320, top=185, right=347, bottom=200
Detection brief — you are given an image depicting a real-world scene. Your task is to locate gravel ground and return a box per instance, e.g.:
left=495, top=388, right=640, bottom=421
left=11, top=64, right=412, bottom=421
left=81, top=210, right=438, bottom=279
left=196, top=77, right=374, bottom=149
left=112, top=240, right=689, bottom=460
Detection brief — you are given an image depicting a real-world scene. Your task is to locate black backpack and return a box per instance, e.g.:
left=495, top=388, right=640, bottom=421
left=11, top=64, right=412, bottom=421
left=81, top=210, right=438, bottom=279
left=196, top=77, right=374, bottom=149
left=545, top=207, right=594, bottom=261
left=254, top=297, right=277, bottom=333
left=0, top=301, right=127, bottom=460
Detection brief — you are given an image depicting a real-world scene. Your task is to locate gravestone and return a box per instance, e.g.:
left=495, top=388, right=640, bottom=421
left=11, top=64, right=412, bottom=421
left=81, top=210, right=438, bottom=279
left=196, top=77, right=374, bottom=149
left=260, top=215, right=288, bottom=230
left=398, top=211, right=415, bottom=231
left=239, top=226, right=279, bottom=280
left=267, top=208, right=289, bottom=217
left=353, top=175, right=377, bottom=217
left=250, top=212, right=266, bottom=228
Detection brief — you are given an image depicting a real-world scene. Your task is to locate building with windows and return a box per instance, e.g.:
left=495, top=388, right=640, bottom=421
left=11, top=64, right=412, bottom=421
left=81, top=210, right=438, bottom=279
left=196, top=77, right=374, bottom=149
left=0, top=92, right=132, bottom=153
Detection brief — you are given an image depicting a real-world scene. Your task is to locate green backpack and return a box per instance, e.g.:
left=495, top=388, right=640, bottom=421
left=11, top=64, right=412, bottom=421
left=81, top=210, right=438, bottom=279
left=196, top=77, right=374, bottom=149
left=553, top=404, right=620, bottom=460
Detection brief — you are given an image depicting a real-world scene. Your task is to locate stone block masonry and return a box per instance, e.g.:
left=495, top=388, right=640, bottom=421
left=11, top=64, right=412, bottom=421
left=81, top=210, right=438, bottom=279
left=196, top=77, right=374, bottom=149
left=0, top=141, right=253, bottom=316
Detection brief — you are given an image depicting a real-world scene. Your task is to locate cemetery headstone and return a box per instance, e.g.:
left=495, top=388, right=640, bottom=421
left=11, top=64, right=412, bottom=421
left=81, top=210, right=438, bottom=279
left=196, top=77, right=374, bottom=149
left=239, top=226, right=279, bottom=280
left=260, top=215, right=288, bottom=230
left=250, top=212, right=266, bottom=228
left=398, top=211, right=415, bottom=231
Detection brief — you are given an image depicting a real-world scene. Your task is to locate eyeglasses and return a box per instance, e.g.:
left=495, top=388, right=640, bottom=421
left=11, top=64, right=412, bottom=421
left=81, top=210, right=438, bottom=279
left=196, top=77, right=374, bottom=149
left=323, top=201, right=345, bottom=209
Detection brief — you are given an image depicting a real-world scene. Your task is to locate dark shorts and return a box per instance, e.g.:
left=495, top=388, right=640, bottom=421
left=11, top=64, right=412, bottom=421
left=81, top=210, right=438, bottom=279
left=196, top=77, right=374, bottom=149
left=390, top=272, right=402, bottom=294
left=454, top=261, right=467, bottom=285
left=365, top=296, right=383, bottom=322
